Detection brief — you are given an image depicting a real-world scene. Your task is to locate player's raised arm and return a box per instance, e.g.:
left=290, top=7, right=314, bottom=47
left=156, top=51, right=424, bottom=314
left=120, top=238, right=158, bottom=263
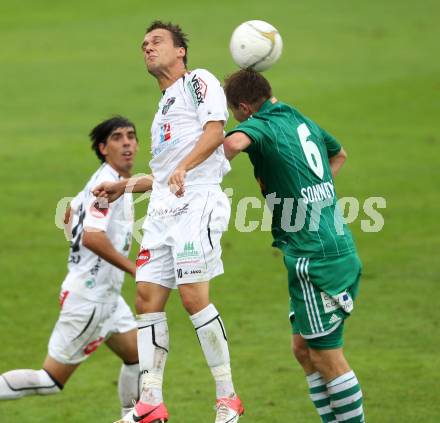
left=93, top=174, right=154, bottom=202
left=223, top=131, right=252, bottom=161
left=168, top=120, right=224, bottom=195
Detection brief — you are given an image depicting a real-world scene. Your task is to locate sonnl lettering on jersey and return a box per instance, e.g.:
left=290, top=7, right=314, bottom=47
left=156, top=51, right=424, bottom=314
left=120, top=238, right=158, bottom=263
left=301, top=181, right=335, bottom=204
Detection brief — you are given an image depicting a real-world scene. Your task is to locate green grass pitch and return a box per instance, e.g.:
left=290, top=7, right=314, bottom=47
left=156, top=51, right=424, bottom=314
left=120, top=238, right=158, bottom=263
left=0, top=0, right=439, bottom=421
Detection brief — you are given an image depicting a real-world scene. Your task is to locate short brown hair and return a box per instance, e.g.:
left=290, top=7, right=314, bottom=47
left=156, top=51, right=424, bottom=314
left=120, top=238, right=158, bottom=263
left=146, top=20, right=189, bottom=65
left=224, top=70, right=272, bottom=109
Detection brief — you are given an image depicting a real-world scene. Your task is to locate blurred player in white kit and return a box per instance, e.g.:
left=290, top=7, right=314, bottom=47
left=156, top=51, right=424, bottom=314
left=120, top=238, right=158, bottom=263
left=0, top=116, right=141, bottom=418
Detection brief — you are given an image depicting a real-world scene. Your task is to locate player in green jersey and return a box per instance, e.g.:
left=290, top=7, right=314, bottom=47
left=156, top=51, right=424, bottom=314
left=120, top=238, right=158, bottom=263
left=223, top=70, right=365, bottom=423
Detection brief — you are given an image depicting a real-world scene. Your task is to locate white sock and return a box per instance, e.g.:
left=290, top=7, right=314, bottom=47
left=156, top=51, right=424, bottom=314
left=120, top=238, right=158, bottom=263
left=0, top=369, right=62, bottom=399
left=137, top=313, right=169, bottom=405
left=190, top=304, right=235, bottom=399
left=306, top=371, right=337, bottom=422
left=118, top=362, right=141, bottom=417
left=327, top=371, right=365, bottom=422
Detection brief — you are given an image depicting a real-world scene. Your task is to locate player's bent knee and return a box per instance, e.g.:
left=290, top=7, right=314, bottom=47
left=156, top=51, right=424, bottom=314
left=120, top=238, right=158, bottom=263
left=135, top=291, right=158, bottom=314
left=135, top=283, right=169, bottom=313
left=179, top=283, right=210, bottom=315
left=308, top=347, right=349, bottom=379
left=0, top=369, right=62, bottom=400
left=181, top=296, right=204, bottom=315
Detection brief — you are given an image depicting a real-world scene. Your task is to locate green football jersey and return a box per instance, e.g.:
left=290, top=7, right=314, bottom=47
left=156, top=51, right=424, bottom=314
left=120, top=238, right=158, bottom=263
left=227, top=99, right=356, bottom=258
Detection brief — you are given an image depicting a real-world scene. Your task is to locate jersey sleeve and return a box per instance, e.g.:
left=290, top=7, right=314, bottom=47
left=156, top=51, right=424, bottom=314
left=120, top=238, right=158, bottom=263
left=188, top=69, right=228, bottom=128
left=69, top=190, right=84, bottom=213
left=321, top=127, right=342, bottom=157
left=227, top=118, right=270, bottom=155
left=82, top=169, right=117, bottom=232
left=82, top=193, right=113, bottom=232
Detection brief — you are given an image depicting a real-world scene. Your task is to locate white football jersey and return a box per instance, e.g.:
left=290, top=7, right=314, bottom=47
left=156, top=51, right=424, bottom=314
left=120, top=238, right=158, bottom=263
left=149, top=68, right=230, bottom=191
left=62, top=163, right=134, bottom=303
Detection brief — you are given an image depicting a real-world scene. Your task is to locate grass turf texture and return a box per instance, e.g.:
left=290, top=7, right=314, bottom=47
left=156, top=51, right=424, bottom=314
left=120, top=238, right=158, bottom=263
left=0, top=0, right=439, bottom=421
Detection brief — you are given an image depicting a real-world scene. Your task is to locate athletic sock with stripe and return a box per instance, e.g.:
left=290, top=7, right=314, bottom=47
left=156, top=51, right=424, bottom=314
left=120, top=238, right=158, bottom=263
left=0, top=369, right=62, bottom=399
left=327, top=370, right=365, bottom=422
left=190, top=303, right=235, bottom=399
left=137, top=312, right=169, bottom=405
left=306, top=372, right=337, bottom=422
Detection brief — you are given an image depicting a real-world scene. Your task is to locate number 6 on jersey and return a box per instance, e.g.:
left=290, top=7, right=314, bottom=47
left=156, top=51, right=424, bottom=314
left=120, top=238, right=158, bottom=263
left=297, top=123, right=324, bottom=180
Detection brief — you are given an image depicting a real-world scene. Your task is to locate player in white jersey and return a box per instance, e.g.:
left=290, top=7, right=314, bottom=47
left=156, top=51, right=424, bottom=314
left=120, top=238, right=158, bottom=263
left=93, top=21, right=243, bottom=423
left=0, top=116, right=141, bottom=418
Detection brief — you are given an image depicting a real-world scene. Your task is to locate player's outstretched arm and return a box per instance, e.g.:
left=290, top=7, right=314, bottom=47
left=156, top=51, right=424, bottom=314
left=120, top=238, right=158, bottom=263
left=93, top=175, right=154, bottom=202
left=329, top=147, right=347, bottom=178
left=168, top=120, right=224, bottom=196
left=82, top=229, right=136, bottom=277
left=223, top=131, right=252, bottom=160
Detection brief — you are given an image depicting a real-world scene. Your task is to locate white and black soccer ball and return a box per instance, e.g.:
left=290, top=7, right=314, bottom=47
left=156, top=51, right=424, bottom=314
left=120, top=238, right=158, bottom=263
left=229, top=20, right=283, bottom=72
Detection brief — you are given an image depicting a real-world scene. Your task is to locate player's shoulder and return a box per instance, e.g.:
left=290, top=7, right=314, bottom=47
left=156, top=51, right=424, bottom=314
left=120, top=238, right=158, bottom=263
left=187, top=68, right=221, bottom=85
left=93, top=163, right=121, bottom=184
left=83, top=163, right=120, bottom=195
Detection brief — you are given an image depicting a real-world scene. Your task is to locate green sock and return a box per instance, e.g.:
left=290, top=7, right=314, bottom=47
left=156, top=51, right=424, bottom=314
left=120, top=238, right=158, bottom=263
left=327, top=370, right=365, bottom=422
left=306, top=372, right=337, bottom=422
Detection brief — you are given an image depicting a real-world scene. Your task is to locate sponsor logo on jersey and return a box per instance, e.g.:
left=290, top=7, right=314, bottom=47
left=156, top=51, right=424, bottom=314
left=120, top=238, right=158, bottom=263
left=177, top=268, right=204, bottom=279
left=321, top=291, right=340, bottom=313
left=152, top=138, right=180, bottom=157
left=85, top=279, right=96, bottom=289
left=90, top=198, right=109, bottom=218
left=187, top=74, right=207, bottom=107
left=162, top=97, right=176, bottom=115
left=136, top=249, right=151, bottom=268
left=176, top=242, right=200, bottom=259
left=333, top=291, right=353, bottom=313
left=159, top=122, right=172, bottom=143
left=84, top=336, right=105, bottom=355
left=148, top=203, right=189, bottom=218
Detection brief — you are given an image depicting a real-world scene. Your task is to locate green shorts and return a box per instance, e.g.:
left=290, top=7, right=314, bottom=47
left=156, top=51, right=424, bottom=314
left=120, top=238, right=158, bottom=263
left=285, top=253, right=361, bottom=349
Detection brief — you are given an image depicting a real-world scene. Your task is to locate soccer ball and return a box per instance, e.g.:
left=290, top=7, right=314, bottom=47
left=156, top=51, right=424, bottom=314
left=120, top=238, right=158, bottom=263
left=229, top=20, right=283, bottom=72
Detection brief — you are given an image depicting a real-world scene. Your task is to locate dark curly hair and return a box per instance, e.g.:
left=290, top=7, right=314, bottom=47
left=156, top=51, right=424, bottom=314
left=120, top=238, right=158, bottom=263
left=89, top=116, right=136, bottom=163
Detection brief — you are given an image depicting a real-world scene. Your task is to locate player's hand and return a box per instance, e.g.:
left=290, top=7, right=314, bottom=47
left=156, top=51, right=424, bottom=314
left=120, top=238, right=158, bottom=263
left=63, top=205, right=72, bottom=225
left=92, top=181, right=125, bottom=203
left=63, top=205, right=73, bottom=240
left=168, top=167, right=186, bottom=197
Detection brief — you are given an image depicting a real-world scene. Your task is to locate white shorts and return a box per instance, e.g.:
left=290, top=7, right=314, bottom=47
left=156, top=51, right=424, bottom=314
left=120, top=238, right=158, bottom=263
left=48, top=291, right=136, bottom=365
left=136, top=186, right=231, bottom=289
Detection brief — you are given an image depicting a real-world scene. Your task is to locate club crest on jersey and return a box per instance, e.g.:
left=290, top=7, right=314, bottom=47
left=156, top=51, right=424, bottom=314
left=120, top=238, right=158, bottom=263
left=162, top=97, right=176, bottom=115
left=136, top=249, right=151, bottom=268
left=160, top=123, right=172, bottom=143
left=187, top=74, right=207, bottom=107
left=90, top=199, right=109, bottom=218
